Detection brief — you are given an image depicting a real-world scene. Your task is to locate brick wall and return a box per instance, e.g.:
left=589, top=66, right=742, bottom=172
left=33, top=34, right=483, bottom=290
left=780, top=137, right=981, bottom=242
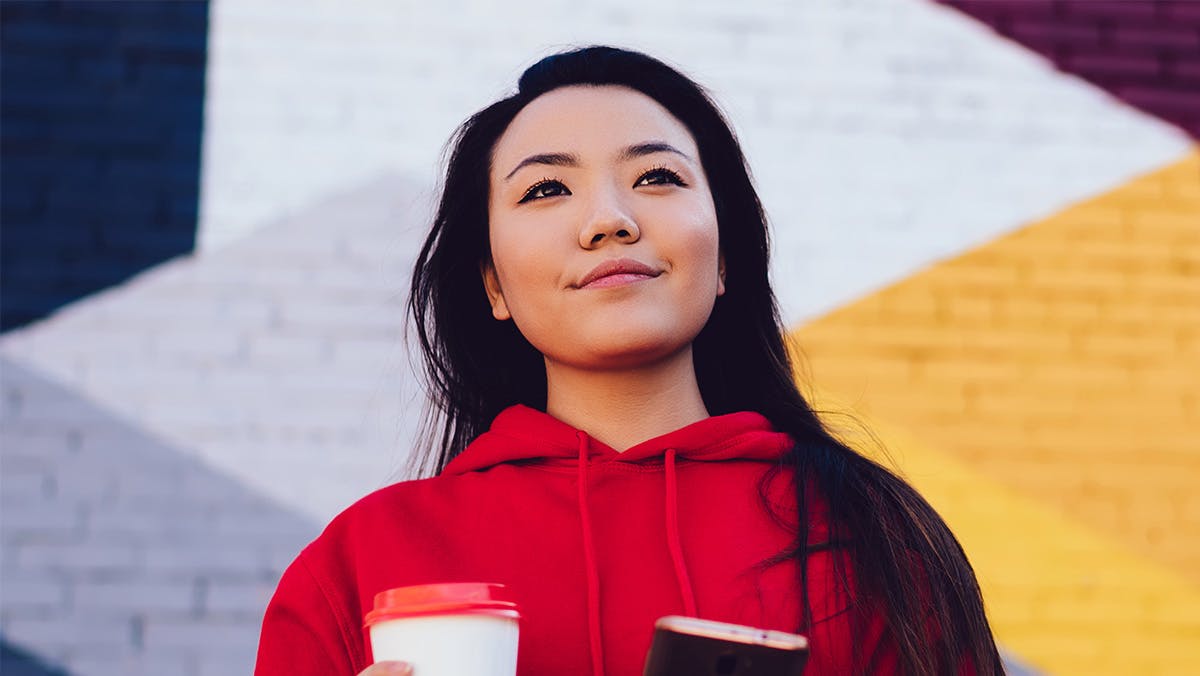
left=1, top=356, right=319, bottom=676
left=0, top=0, right=208, bottom=331
left=794, top=151, right=1200, bottom=674
left=939, top=0, right=1200, bottom=139
left=196, top=0, right=1187, bottom=324
left=1, top=0, right=1196, bottom=674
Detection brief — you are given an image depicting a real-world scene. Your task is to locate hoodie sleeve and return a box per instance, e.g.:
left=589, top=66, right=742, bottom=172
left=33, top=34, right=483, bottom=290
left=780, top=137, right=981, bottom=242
left=255, top=554, right=362, bottom=676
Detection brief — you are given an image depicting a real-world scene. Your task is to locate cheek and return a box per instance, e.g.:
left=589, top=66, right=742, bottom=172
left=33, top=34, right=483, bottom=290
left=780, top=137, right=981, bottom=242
left=488, top=215, right=566, bottom=318
left=657, top=201, right=721, bottom=280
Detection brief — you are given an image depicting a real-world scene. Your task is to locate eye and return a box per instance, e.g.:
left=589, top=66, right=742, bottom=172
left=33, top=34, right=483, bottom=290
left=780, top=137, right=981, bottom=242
left=519, top=179, right=571, bottom=203
left=634, top=166, right=687, bottom=188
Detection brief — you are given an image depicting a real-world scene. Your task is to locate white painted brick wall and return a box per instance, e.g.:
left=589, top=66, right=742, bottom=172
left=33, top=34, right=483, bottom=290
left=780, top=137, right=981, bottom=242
left=200, top=0, right=1190, bottom=324
left=3, top=174, right=425, bottom=525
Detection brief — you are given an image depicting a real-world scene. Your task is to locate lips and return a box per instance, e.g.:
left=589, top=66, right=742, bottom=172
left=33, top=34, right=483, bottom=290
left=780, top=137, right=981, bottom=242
left=577, top=258, right=662, bottom=288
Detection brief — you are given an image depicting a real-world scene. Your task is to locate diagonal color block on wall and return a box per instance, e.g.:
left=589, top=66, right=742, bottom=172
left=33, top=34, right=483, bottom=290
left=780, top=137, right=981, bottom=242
left=791, top=149, right=1200, bottom=674
left=805, top=388, right=1200, bottom=675
left=0, top=1, right=209, bottom=332
left=936, top=0, right=1200, bottom=140
left=0, top=174, right=431, bottom=526
left=794, top=150, right=1200, bottom=580
left=0, top=356, right=319, bottom=676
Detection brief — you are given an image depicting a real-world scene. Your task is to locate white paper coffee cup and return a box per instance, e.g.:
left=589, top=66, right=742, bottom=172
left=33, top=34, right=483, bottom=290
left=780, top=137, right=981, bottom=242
left=364, top=582, right=520, bottom=676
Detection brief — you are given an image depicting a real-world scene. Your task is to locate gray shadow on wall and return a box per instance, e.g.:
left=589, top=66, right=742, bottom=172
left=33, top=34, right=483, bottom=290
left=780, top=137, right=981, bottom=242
left=1001, top=650, right=1044, bottom=676
left=0, top=356, right=319, bottom=676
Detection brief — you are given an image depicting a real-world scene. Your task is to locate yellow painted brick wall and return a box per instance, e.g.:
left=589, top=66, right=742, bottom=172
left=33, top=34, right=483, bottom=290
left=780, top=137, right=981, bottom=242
left=791, top=151, right=1200, bottom=674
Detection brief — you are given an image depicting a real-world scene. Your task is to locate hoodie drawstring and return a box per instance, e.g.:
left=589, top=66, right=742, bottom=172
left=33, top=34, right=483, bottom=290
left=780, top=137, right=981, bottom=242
left=577, top=432, right=605, bottom=676
left=664, top=448, right=698, bottom=616
left=574, top=438, right=699, bottom=676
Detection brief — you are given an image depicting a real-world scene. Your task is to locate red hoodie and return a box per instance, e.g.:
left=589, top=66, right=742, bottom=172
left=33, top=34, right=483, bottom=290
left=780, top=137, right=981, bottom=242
left=255, top=405, right=898, bottom=675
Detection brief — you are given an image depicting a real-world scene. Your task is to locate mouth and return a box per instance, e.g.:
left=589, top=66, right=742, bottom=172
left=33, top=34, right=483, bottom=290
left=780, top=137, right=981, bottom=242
left=576, top=258, right=663, bottom=289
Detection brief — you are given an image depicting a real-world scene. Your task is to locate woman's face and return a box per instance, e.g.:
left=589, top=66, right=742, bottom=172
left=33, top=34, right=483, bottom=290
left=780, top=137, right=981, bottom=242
left=485, top=85, right=724, bottom=370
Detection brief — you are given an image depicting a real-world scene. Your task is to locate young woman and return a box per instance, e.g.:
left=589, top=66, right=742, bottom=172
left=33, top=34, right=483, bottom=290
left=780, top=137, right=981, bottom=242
left=255, top=46, right=1003, bottom=675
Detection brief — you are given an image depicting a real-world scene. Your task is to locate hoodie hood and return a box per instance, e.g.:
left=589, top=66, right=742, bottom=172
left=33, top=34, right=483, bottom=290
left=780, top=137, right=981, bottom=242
left=441, top=404, right=796, bottom=676
left=443, top=404, right=794, bottom=475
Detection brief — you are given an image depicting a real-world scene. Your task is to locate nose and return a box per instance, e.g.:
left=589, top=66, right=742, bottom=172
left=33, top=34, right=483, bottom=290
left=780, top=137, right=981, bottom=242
left=579, top=189, right=640, bottom=249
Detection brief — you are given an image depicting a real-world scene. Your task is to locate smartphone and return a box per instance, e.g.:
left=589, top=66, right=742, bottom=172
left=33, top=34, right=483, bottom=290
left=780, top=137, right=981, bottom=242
left=643, top=616, right=809, bottom=676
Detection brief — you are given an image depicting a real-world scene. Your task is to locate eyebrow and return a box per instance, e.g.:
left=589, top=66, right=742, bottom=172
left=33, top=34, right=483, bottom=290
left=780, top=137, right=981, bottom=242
left=503, top=141, right=694, bottom=182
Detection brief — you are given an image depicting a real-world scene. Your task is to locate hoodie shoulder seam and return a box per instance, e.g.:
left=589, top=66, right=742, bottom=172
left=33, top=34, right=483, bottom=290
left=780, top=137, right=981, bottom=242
left=297, top=549, right=365, bottom=669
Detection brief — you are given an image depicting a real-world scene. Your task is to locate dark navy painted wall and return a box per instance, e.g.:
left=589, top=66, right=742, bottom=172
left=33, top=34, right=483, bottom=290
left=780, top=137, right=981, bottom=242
left=1, top=0, right=209, bottom=332
left=0, top=641, right=69, bottom=676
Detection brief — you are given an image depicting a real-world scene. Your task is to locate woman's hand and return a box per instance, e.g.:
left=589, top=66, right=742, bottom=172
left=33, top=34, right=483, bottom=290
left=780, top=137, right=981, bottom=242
left=357, top=662, right=413, bottom=676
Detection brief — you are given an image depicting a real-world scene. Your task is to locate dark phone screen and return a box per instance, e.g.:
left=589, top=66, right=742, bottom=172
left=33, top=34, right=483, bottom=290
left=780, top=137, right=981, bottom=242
left=643, top=629, right=808, bottom=676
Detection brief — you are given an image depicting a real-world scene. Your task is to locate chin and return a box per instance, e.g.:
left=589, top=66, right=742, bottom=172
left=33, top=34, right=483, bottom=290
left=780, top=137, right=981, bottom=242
left=570, top=328, right=697, bottom=370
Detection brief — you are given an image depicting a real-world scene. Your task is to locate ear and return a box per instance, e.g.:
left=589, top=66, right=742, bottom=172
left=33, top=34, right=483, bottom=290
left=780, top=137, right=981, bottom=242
left=480, top=261, right=511, bottom=321
left=716, top=251, right=727, bottom=297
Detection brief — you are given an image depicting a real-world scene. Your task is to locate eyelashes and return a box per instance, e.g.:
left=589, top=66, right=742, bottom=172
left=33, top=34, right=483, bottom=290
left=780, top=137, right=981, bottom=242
left=517, top=166, right=688, bottom=204
left=519, top=178, right=570, bottom=203
left=634, top=166, right=687, bottom=188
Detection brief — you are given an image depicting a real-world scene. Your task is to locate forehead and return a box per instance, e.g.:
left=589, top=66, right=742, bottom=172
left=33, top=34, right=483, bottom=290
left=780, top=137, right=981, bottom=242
left=491, top=85, right=698, bottom=172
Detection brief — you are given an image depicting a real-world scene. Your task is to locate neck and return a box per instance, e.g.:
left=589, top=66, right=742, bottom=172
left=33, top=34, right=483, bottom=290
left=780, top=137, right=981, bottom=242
left=544, top=347, right=710, bottom=452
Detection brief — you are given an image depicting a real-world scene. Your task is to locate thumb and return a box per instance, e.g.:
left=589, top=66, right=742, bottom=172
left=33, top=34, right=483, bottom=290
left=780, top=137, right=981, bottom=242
left=375, top=661, right=414, bottom=676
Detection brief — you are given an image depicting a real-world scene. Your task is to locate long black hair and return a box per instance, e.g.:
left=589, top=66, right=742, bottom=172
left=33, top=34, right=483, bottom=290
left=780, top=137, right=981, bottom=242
left=408, top=45, right=1003, bottom=675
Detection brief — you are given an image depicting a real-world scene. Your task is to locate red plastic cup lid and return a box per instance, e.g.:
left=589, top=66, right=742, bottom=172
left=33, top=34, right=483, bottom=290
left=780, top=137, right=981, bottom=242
left=364, top=583, right=520, bottom=627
